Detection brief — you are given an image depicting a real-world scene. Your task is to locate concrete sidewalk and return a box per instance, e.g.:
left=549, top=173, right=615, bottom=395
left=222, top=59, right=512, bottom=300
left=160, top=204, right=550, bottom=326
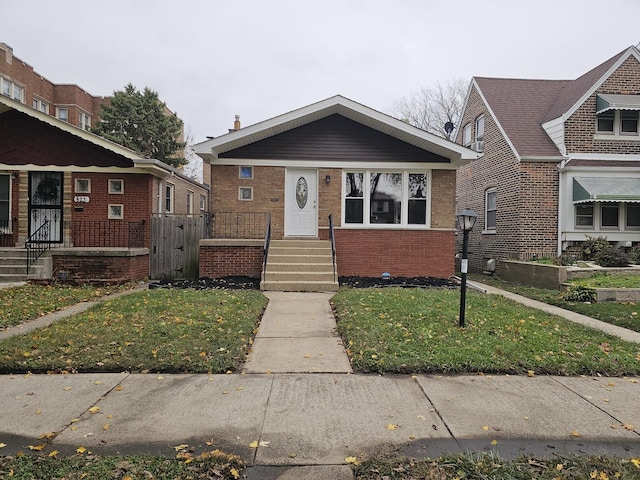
left=0, top=287, right=639, bottom=479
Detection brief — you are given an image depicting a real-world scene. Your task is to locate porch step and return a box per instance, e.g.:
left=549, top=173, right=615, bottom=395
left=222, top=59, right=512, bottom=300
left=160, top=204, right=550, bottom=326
left=0, top=248, right=47, bottom=283
left=261, top=239, right=338, bottom=292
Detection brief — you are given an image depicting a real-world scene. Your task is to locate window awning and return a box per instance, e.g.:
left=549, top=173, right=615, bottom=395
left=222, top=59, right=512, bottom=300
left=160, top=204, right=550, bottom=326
left=596, top=94, right=640, bottom=114
left=573, top=177, right=640, bottom=203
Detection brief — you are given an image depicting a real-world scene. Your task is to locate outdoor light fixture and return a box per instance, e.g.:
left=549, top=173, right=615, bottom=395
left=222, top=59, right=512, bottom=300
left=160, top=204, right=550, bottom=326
left=325, top=175, right=331, bottom=184
left=456, top=208, right=477, bottom=328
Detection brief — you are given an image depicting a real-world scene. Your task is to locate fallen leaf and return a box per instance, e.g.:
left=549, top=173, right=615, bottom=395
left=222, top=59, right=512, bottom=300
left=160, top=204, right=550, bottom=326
left=0, top=443, right=6, bottom=448
left=63, top=386, right=72, bottom=391
left=94, top=381, right=102, bottom=385
left=572, top=431, right=581, bottom=437
left=115, top=385, right=123, bottom=391
left=259, top=441, right=270, bottom=447
left=88, top=407, right=100, bottom=414
left=345, top=456, right=359, bottom=465
left=48, top=450, right=59, bottom=457
left=482, top=426, right=489, bottom=431
left=631, top=458, right=640, bottom=468
left=386, top=424, right=398, bottom=430
left=27, top=444, right=46, bottom=451
left=249, top=441, right=259, bottom=448
left=103, top=424, right=110, bottom=431
left=556, top=463, right=564, bottom=471
left=35, top=410, right=42, bottom=415
left=230, top=467, right=240, bottom=479
left=171, top=444, right=189, bottom=451
left=527, top=370, right=535, bottom=377
left=622, top=423, right=634, bottom=431
left=76, top=446, right=87, bottom=454
left=491, top=439, right=498, bottom=445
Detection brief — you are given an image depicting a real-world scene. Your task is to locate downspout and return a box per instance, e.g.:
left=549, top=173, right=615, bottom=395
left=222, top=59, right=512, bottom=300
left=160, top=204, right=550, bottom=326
left=556, top=157, right=569, bottom=257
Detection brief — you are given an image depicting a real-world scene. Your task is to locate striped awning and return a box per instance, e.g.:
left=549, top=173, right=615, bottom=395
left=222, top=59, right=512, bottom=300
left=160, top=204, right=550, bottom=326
left=573, top=177, right=640, bottom=203
left=596, top=94, right=640, bottom=114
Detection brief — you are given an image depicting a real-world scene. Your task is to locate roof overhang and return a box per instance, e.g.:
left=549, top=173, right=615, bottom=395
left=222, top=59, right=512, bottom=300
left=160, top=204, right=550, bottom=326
left=194, top=95, right=478, bottom=167
left=572, top=177, right=640, bottom=203
left=596, top=93, right=640, bottom=114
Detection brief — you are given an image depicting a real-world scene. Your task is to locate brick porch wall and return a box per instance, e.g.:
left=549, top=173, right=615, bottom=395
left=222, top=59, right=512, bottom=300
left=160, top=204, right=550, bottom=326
left=333, top=229, right=455, bottom=278
left=52, top=249, right=149, bottom=283
left=199, top=240, right=263, bottom=278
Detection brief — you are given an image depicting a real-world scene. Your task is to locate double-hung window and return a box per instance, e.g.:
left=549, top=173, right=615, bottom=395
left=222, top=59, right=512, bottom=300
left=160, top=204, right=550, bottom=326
left=343, top=171, right=429, bottom=227
left=485, top=188, right=497, bottom=231
left=165, top=183, right=175, bottom=213
left=575, top=203, right=594, bottom=228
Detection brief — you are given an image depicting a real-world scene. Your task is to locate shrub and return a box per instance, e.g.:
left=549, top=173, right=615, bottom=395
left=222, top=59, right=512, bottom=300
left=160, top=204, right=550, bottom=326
left=581, top=236, right=610, bottom=260
left=595, top=246, right=629, bottom=267
left=631, top=246, right=640, bottom=264
left=555, top=254, right=577, bottom=266
left=562, top=285, right=596, bottom=303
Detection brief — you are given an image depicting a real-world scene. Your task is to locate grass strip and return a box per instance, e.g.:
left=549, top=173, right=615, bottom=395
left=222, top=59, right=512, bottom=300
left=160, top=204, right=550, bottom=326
left=0, top=283, right=136, bottom=330
left=0, top=449, right=244, bottom=479
left=353, top=451, right=640, bottom=479
left=0, top=289, right=267, bottom=374
left=332, top=287, right=640, bottom=375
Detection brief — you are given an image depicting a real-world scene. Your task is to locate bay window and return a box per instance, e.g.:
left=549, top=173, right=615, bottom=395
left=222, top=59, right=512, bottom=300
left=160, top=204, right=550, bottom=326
left=343, top=171, right=429, bottom=227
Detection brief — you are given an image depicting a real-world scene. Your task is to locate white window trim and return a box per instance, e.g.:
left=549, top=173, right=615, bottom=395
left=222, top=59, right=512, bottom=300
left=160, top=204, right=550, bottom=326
left=340, top=170, right=432, bottom=229
left=239, top=186, right=253, bottom=201
left=475, top=115, right=485, bottom=142
left=239, top=166, right=253, bottom=179
left=574, top=203, right=594, bottom=230
left=75, top=178, right=91, bottom=194
left=484, top=187, right=497, bottom=233
left=595, top=110, right=640, bottom=140
left=165, top=183, right=175, bottom=213
left=186, top=190, right=194, bottom=215
left=56, top=107, right=69, bottom=122
left=108, top=179, right=124, bottom=194
left=108, top=204, right=124, bottom=219
left=462, top=123, right=472, bottom=146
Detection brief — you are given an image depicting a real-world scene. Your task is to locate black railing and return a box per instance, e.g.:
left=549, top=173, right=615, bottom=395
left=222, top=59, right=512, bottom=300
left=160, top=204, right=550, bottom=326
left=328, top=214, right=337, bottom=283
left=262, top=214, right=272, bottom=284
left=209, top=212, right=271, bottom=239
left=69, top=220, right=146, bottom=248
left=26, top=219, right=51, bottom=274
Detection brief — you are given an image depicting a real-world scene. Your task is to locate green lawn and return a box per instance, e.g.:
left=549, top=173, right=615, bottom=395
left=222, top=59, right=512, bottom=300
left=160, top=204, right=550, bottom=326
left=0, top=288, right=267, bottom=374
left=570, top=273, right=640, bottom=289
left=469, top=274, right=640, bottom=333
left=332, top=287, right=640, bottom=376
left=0, top=283, right=136, bottom=330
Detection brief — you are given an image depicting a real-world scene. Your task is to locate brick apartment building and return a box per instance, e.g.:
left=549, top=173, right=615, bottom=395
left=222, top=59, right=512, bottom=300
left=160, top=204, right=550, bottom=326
left=456, top=45, right=640, bottom=272
left=0, top=43, right=209, bottom=282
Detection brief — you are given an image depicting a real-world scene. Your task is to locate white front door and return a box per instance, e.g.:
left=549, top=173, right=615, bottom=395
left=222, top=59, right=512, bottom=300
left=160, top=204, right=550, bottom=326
left=285, top=169, right=317, bottom=236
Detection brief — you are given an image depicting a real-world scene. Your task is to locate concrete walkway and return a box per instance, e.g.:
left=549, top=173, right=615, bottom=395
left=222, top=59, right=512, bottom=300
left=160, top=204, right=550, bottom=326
left=0, top=285, right=639, bottom=479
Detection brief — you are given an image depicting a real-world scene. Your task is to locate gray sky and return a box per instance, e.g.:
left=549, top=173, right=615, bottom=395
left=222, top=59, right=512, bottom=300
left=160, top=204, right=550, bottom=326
left=3, top=0, right=640, bottom=143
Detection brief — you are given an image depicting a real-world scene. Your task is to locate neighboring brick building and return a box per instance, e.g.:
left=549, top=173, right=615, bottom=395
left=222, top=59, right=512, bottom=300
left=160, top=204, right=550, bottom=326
left=456, top=45, right=640, bottom=272
left=195, top=95, right=477, bottom=280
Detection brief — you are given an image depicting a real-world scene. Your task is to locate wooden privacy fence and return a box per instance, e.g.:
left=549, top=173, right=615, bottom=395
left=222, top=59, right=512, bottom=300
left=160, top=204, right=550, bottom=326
left=150, top=214, right=208, bottom=280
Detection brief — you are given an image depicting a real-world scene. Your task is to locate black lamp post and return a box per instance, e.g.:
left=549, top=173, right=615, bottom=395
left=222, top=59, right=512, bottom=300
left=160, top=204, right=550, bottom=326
left=456, top=209, right=477, bottom=328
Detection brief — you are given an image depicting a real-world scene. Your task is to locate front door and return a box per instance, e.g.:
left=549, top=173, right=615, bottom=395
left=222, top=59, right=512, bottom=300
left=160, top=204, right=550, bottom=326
left=285, top=169, right=317, bottom=236
left=29, top=171, right=63, bottom=242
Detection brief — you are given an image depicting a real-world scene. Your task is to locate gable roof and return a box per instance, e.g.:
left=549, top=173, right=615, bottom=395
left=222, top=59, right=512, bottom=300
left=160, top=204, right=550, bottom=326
left=473, top=77, right=570, bottom=157
left=468, top=46, right=640, bottom=159
left=194, top=95, right=478, bottom=166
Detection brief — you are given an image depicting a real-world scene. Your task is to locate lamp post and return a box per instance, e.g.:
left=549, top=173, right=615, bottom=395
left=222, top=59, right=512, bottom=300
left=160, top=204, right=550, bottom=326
left=456, top=209, right=477, bottom=328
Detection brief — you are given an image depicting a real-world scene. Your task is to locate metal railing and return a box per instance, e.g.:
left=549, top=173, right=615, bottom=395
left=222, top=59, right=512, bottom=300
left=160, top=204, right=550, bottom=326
left=26, top=219, right=51, bottom=274
left=328, top=214, right=337, bottom=283
left=208, top=212, right=271, bottom=239
left=69, top=220, right=146, bottom=248
left=262, top=214, right=272, bottom=284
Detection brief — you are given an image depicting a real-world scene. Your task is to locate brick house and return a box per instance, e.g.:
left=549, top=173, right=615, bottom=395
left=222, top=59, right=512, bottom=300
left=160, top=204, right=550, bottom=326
left=455, top=45, right=640, bottom=272
left=195, top=95, right=477, bottom=289
left=0, top=95, right=208, bottom=282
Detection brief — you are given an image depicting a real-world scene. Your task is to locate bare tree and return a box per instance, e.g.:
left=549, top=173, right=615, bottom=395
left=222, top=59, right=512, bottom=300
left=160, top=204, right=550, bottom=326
left=389, top=78, right=467, bottom=140
left=180, top=127, right=203, bottom=183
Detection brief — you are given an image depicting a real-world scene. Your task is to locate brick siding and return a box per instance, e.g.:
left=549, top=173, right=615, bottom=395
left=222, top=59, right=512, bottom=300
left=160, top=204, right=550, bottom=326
left=52, top=252, right=149, bottom=283
left=199, top=244, right=263, bottom=278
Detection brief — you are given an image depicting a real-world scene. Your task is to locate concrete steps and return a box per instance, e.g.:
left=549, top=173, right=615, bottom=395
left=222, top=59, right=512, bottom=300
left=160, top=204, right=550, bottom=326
left=0, top=248, right=47, bottom=283
left=261, top=239, right=338, bottom=292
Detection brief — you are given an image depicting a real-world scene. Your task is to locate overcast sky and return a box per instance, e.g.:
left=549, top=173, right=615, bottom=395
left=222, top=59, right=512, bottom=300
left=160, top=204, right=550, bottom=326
left=3, top=0, right=640, bottom=144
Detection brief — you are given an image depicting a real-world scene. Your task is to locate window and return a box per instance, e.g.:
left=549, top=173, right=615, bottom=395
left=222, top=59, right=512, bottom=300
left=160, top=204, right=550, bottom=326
left=79, top=112, right=91, bottom=130
left=108, top=204, right=123, bottom=219
left=601, top=203, right=619, bottom=228
left=0, top=174, right=9, bottom=231
left=165, top=183, right=174, bottom=213
left=239, top=187, right=253, bottom=200
left=575, top=203, right=594, bottom=228
left=462, top=123, right=472, bottom=146
left=75, top=178, right=91, bottom=193
left=475, top=115, right=485, bottom=142
left=108, top=179, right=123, bottom=194
left=56, top=107, right=68, bottom=122
left=485, top=188, right=497, bottom=231
left=343, top=171, right=429, bottom=227
left=627, top=204, right=640, bottom=229
left=186, top=190, right=194, bottom=215
left=200, top=194, right=206, bottom=212
left=596, top=110, right=640, bottom=136
left=239, top=166, right=253, bottom=179
left=1, top=77, right=23, bottom=102
left=33, top=98, right=49, bottom=114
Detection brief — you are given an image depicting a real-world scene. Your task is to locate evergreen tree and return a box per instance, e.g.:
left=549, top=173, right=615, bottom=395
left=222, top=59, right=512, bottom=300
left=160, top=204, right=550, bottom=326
left=92, top=83, right=186, bottom=167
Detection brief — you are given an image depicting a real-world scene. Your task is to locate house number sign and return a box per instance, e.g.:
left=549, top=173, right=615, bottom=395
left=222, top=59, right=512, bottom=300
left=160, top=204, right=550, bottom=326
left=74, top=196, right=90, bottom=203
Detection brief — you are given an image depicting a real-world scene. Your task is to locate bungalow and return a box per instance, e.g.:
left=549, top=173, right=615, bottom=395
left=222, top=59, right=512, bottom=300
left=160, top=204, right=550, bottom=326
left=195, top=95, right=477, bottom=291
left=0, top=94, right=209, bottom=283
left=455, top=45, right=640, bottom=272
